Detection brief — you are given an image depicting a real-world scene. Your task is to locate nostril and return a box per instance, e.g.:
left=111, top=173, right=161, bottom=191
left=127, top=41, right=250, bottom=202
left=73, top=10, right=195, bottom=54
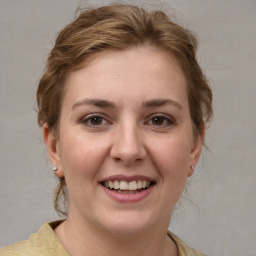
left=109, top=127, right=146, bottom=161
left=110, top=145, right=147, bottom=165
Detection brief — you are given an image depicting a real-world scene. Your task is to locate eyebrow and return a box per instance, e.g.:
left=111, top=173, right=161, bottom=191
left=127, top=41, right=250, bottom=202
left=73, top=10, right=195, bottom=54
left=72, top=99, right=115, bottom=110
left=72, top=98, right=183, bottom=111
left=143, top=98, right=183, bottom=111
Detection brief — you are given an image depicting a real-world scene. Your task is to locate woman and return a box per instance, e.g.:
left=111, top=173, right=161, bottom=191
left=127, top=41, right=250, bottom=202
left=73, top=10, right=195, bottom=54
left=0, top=4, right=212, bottom=256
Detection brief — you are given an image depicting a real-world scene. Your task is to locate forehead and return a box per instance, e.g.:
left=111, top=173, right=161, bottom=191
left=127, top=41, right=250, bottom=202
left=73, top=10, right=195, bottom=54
left=75, top=46, right=185, bottom=81
left=63, top=46, right=188, bottom=108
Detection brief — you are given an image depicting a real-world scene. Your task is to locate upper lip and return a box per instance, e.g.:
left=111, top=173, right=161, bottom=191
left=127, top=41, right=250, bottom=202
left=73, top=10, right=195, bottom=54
left=99, top=174, right=155, bottom=183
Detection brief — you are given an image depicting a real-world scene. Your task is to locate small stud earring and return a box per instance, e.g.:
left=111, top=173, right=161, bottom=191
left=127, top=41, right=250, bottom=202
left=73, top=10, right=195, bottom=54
left=190, top=165, right=195, bottom=170
left=53, top=166, right=58, bottom=171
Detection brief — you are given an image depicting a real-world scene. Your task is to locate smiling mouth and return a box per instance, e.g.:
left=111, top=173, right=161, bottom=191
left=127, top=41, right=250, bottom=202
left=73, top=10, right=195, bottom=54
left=101, top=180, right=155, bottom=194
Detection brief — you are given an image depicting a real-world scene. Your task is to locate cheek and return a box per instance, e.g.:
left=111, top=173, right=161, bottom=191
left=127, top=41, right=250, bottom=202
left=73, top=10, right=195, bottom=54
left=149, top=136, right=192, bottom=213
left=59, top=134, right=110, bottom=206
left=59, top=132, right=109, bottom=179
left=149, top=135, right=192, bottom=178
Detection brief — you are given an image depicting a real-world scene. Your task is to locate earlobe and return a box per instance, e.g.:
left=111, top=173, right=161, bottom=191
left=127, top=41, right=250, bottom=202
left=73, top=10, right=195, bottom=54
left=188, top=124, right=205, bottom=177
left=43, top=123, right=64, bottom=177
left=188, top=165, right=195, bottom=177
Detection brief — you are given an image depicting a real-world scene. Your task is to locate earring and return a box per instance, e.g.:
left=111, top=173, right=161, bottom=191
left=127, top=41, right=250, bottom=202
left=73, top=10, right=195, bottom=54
left=53, top=166, right=58, bottom=171
left=190, top=165, right=195, bottom=170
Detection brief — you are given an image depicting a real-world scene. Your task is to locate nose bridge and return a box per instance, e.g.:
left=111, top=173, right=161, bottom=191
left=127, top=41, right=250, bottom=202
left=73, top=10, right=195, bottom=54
left=110, top=118, right=146, bottom=164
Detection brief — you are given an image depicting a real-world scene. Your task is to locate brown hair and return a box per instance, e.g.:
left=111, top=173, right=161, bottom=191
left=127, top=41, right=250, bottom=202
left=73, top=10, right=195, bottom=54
left=37, top=4, right=212, bottom=216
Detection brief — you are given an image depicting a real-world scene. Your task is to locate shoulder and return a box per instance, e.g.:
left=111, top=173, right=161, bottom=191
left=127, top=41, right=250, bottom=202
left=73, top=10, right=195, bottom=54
left=168, top=231, right=208, bottom=256
left=0, top=221, right=68, bottom=256
left=0, top=239, right=39, bottom=256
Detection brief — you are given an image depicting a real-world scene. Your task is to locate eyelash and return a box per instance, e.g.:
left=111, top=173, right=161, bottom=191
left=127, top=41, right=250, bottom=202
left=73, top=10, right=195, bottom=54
left=146, top=114, right=176, bottom=127
left=80, top=113, right=175, bottom=128
left=80, top=114, right=110, bottom=127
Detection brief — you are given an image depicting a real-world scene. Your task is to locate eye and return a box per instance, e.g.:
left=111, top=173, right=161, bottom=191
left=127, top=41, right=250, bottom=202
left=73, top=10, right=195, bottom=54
left=151, top=116, right=165, bottom=125
left=81, top=114, right=110, bottom=127
left=146, top=114, right=175, bottom=127
left=89, top=116, right=104, bottom=125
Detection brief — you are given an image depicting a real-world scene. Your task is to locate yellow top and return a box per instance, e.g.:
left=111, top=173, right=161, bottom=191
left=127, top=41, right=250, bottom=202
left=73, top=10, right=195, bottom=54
left=0, top=221, right=207, bottom=256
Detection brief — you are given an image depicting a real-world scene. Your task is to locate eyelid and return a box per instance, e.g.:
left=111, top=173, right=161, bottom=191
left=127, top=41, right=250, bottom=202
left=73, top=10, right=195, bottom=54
left=145, top=113, right=176, bottom=126
left=80, top=113, right=112, bottom=126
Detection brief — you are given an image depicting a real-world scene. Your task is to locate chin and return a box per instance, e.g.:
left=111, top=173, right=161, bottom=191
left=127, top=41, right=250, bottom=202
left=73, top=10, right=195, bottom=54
left=98, top=210, right=161, bottom=237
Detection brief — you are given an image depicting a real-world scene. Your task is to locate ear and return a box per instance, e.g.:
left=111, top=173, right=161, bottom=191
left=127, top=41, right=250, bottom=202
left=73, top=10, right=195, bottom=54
left=188, top=124, right=205, bottom=177
left=43, top=123, right=64, bottom=177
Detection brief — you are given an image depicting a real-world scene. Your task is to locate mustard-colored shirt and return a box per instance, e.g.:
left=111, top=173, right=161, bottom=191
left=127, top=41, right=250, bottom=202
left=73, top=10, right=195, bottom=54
left=0, top=221, right=207, bottom=256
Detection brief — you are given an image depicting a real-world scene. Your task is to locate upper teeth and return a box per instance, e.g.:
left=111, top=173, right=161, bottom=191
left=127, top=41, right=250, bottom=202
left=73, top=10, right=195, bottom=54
left=103, top=180, right=151, bottom=190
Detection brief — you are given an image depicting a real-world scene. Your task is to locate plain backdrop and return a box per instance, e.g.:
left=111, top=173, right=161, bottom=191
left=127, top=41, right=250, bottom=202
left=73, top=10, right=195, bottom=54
left=0, top=1, right=255, bottom=255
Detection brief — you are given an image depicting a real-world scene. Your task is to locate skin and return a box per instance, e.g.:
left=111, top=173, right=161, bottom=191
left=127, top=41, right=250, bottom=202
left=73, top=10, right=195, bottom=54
left=43, top=45, right=203, bottom=256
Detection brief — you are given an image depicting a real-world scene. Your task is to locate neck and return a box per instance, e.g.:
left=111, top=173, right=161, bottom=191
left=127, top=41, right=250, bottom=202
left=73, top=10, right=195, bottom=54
left=54, top=215, right=178, bottom=256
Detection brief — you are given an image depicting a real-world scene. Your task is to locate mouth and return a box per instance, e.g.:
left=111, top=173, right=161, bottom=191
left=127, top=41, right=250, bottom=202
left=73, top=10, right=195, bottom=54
left=100, top=180, right=155, bottom=194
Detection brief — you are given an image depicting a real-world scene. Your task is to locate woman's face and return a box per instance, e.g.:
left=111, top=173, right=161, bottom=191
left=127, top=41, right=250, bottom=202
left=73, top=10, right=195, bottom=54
left=45, top=46, right=203, bottom=235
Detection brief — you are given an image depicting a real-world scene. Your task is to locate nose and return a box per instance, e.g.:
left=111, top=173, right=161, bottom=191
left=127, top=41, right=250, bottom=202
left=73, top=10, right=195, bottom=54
left=110, top=122, right=146, bottom=165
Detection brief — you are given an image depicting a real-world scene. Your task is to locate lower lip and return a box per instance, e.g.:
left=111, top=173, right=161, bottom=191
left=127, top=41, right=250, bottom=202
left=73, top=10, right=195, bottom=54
left=102, top=185, right=155, bottom=203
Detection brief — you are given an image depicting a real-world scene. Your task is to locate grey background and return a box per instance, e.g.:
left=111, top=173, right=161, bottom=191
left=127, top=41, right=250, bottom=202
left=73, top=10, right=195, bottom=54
left=0, top=0, right=255, bottom=255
